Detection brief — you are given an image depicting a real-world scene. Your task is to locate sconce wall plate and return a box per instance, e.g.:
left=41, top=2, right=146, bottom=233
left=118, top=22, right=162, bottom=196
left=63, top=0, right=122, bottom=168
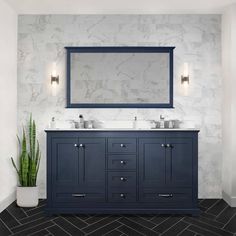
left=181, top=75, right=189, bottom=84
left=51, top=75, right=59, bottom=84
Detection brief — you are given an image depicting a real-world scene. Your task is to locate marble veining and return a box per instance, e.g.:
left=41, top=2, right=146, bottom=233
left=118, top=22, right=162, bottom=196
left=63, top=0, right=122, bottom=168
left=71, top=52, right=169, bottom=103
left=18, top=15, right=222, bottom=198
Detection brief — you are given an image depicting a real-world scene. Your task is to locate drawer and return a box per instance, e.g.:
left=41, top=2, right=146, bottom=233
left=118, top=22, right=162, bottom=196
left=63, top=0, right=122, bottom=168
left=108, top=138, right=136, bottom=153
left=108, top=155, right=136, bottom=170
left=108, top=172, right=136, bottom=188
left=108, top=190, right=136, bottom=203
left=54, top=191, right=105, bottom=203
left=139, top=188, right=192, bottom=204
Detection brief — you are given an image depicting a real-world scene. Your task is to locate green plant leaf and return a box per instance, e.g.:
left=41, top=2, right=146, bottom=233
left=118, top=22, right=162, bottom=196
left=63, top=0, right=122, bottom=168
left=11, top=115, right=41, bottom=187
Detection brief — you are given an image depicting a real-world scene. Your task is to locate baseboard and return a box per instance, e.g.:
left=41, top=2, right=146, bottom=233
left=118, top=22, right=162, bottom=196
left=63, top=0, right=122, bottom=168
left=222, top=191, right=236, bottom=207
left=0, top=191, right=16, bottom=213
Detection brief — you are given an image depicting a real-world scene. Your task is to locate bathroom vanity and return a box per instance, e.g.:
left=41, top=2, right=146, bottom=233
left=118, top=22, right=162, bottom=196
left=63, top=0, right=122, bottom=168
left=45, top=129, right=199, bottom=215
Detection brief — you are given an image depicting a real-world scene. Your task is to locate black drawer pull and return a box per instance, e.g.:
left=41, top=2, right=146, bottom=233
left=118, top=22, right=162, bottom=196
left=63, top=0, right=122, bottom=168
left=158, top=194, right=173, bottom=198
left=120, top=193, right=126, bottom=198
left=72, top=194, right=86, bottom=197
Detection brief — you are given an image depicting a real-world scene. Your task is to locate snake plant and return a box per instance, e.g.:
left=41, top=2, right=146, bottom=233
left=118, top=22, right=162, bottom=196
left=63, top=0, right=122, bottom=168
left=11, top=115, right=41, bottom=187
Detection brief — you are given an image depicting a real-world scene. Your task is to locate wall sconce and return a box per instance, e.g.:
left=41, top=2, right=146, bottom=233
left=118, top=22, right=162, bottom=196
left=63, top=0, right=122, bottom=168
left=181, top=62, right=189, bottom=86
left=51, top=74, right=59, bottom=85
left=51, top=63, right=59, bottom=96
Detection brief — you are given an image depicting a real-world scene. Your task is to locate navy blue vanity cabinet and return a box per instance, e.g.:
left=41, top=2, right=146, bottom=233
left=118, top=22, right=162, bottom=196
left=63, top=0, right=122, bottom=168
left=107, top=137, right=137, bottom=203
left=49, top=135, right=106, bottom=207
left=139, top=136, right=196, bottom=209
left=46, top=130, right=199, bottom=215
left=139, top=137, right=193, bottom=188
left=165, top=138, right=193, bottom=187
left=139, top=138, right=166, bottom=187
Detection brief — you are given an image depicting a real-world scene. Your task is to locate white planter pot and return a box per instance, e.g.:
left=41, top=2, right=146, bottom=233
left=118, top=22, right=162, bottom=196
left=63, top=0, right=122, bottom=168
left=16, top=186, right=39, bottom=207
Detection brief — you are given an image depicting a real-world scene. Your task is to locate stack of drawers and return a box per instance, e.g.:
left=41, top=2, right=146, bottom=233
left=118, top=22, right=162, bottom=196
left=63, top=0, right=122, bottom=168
left=107, top=138, right=137, bottom=202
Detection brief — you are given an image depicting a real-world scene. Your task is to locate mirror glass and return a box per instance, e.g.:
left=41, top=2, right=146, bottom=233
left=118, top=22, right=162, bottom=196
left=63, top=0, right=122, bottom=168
left=66, top=47, right=174, bottom=108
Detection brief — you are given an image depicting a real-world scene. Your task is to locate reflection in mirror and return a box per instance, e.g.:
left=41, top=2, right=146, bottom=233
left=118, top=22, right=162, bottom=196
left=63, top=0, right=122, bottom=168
left=71, top=53, right=169, bottom=104
left=66, top=47, right=174, bottom=108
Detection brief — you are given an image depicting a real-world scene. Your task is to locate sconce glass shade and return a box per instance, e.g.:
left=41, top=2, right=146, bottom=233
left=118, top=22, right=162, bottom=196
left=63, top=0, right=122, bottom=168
left=182, top=62, right=189, bottom=85
left=51, top=75, right=59, bottom=96
left=183, top=63, right=189, bottom=77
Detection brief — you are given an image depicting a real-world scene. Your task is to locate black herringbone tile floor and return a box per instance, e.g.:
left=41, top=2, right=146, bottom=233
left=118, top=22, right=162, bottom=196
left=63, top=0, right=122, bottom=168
left=0, top=199, right=236, bottom=236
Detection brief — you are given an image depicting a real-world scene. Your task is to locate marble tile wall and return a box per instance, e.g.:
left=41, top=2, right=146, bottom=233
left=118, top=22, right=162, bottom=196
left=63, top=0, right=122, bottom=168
left=18, top=15, right=222, bottom=198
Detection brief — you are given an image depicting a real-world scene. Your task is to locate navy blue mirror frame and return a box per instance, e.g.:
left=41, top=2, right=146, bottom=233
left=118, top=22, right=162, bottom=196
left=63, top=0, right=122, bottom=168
left=65, top=46, right=175, bottom=108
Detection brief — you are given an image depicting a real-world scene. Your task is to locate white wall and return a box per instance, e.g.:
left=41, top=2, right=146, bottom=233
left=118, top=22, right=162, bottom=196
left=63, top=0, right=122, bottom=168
left=222, top=4, right=236, bottom=206
left=0, top=0, right=17, bottom=212
left=18, top=15, right=222, bottom=199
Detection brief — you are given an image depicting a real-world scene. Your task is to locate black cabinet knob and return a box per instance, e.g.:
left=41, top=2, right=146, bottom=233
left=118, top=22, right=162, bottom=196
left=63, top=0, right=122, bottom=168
left=166, top=144, right=173, bottom=148
left=120, top=177, right=126, bottom=181
left=120, top=160, right=126, bottom=165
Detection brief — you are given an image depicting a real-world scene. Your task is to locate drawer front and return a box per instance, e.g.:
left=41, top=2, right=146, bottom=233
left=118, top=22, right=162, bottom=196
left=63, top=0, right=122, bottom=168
left=54, top=191, right=105, bottom=203
left=108, top=155, right=136, bottom=170
left=108, top=138, right=136, bottom=153
left=108, top=190, right=136, bottom=203
left=139, top=188, right=192, bottom=204
left=108, top=172, right=136, bottom=188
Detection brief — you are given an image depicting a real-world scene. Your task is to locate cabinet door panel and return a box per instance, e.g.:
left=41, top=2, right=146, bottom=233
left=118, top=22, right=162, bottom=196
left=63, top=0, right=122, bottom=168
left=52, top=138, right=78, bottom=186
left=139, top=138, right=166, bottom=187
left=78, top=138, right=106, bottom=188
left=166, top=138, right=193, bottom=186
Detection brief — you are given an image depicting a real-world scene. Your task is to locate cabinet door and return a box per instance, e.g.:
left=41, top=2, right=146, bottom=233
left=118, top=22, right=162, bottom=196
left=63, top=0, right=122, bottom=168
left=139, top=138, right=166, bottom=187
left=52, top=137, right=78, bottom=190
left=165, top=138, right=193, bottom=186
left=78, top=138, right=106, bottom=189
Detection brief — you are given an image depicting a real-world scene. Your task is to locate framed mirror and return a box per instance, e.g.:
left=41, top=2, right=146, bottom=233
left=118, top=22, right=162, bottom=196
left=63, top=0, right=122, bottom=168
left=66, top=46, right=175, bottom=108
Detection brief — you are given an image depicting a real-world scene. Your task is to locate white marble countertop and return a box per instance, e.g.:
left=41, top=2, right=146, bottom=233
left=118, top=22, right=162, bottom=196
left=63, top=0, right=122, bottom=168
left=45, top=128, right=200, bottom=131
